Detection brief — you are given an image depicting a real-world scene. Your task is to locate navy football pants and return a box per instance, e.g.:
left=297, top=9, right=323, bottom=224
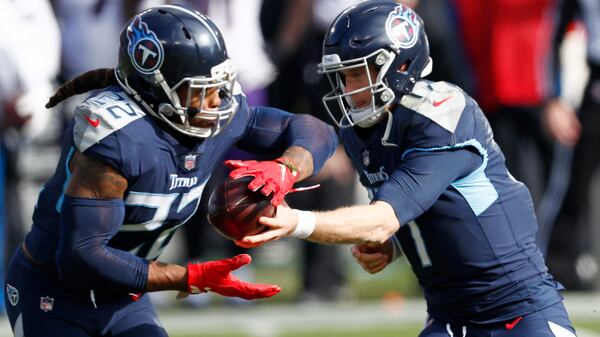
left=420, top=302, right=577, bottom=337
left=4, top=248, right=167, bottom=336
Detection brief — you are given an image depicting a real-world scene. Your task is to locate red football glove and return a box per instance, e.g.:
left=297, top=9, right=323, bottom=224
left=186, top=254, right=280, bottom=300
left=225, top=158, right=299, bottom=206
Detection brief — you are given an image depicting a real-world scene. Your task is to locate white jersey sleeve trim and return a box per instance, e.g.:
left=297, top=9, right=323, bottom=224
left=73, top=90, right=146, bottom=152
left=548, top=321, right=577, bottom=337
left=399, top=81, right=466, bottom=133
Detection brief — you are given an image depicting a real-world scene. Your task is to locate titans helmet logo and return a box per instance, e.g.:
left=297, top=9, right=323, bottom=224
left=385, top=5, right=420, bottom=49
left=127, top=16, right=164, bottom=74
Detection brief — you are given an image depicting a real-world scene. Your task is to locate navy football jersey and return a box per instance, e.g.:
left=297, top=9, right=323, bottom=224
left=341, top=81, right=564, bottom=324
left=25, top=84, right=323, bottom=272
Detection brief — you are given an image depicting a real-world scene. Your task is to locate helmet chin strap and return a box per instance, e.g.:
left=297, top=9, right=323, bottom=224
left=351, top=105, right=382, bottom=128
left=158, top=103, right=177, bottom=116
left=350, top=104, right=397, bottom=147
left=380, top=108, right=398, bottom=147
left=159, top=103, right=201, bottom=126
left=115, top=69, right=161, bottom=119
left=377, top=58, right=431, bottom=147
left=352, top=108, right=397, bottom=147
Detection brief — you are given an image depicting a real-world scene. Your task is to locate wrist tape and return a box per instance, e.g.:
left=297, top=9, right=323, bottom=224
left=291, top=210, right=316, bottom=239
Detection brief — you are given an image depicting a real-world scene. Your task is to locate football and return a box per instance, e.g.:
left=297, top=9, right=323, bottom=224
left=207, top=176, right=275, bottom=241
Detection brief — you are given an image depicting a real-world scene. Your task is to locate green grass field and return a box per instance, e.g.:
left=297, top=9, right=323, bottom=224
left=157, top=248, right=600, bottom=337
left=249, top=242, right=422, bottom=302
left=2, top=242, right=597, bottom=337
left=172, top=326, right=422, bottom=337
left=170, top=320, right=600, bottom=337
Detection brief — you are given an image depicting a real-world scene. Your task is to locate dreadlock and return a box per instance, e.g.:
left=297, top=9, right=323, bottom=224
left=45, top=68, right=118, bottom=108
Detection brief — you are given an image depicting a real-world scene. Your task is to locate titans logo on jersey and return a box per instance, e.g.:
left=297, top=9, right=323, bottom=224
left=341, top=81, right=564, bottom=324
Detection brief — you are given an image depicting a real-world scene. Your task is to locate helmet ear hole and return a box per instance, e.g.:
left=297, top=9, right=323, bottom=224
left=398, top=60, right=411, bottom=73
left=159, top=103, right=177, bottom=116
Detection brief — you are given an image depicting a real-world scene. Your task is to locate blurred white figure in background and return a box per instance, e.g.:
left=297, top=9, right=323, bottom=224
left=52, top=0, right=161, bottom=119
left=53, top=0, right=162, bottom=82
left=0, top=0, right=60, bottom=141
left=0, top=0, right=61, bottom=313
left=313, top=0, right=367, bottom=32
left=207, top=0, right=276, bottom=102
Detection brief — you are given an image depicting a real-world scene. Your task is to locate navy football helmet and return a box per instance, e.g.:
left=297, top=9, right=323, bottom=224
left=318, top=1, right=432, bottom=129
left=116, top=5, right=238, bottom=138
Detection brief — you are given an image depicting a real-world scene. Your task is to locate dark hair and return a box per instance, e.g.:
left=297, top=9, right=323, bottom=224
left=45, top=68, right=117, bottom=108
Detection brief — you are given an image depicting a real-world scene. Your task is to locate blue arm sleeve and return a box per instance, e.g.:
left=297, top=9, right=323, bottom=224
left=238, top=106, right=338, bottom=174
left=56, top=196, right=149, bottom=292
left=375, top=148, right=482, bottom=225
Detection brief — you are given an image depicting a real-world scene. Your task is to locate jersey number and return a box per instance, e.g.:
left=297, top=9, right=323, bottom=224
left=122, top=183, right=206, bottom=259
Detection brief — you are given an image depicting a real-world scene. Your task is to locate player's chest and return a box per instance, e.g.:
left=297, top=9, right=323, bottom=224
left=341, top=128, right=406, bottom=192
left=349, top=143, right=404, bottom=197
left=124, top=168, right=206, bottom=230
left=122, top=143, right=226, bottom=229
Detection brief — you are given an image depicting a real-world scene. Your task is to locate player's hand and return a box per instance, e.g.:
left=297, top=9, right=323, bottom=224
left=224, top=159, right=298, bottom=206
left=351, top=241, right=393, bottom=274
left=185, top=254, right=281, bottom=299
left=543, top=99, right=580, bottom=147
left=235, top=205, right=297, bottom=248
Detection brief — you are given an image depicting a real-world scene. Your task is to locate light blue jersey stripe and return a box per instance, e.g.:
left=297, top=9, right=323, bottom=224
left=402, top=139, right=498, bottom=216
left=55, top=147, right=76, bottom=213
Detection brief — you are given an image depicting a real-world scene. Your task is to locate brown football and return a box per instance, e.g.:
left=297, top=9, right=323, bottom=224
left=207, top=176, right=275, bottom=241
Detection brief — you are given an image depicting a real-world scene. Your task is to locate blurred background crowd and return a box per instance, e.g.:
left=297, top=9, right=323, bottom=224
left=0, top=0, right=599, bottom=319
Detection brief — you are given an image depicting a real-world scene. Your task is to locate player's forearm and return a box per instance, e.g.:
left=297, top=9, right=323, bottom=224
left=284, top=113, right=337, bottom=177
left=146, top=261, right=188, bottom=292
left=308, top=201, right=400, bottom=244
left=279, top=145, right=314, bottom=181
left=56, top=196, right=149, bottom=292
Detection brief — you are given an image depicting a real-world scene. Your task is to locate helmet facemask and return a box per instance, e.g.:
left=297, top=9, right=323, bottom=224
left=155, top=59, right=238, bottom=138
left=319, top=49, right=396, bottom=128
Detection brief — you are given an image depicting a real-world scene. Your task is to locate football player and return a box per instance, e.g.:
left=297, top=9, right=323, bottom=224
left=3, top=5, right=337, bottom=337
left=238, top=1, right=578, bottom=336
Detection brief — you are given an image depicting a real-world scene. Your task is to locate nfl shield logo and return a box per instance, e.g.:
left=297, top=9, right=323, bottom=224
left=40, top=296, right=54, bottom=312
left=184, top=154, right=197, bottom=171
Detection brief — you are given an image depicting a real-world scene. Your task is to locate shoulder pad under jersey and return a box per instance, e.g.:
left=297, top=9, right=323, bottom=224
left=399, top=81, right=467, bottom=134
left=73, top=88, right=145, bottom=152
left=232, top=80, right=243, bottom=96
